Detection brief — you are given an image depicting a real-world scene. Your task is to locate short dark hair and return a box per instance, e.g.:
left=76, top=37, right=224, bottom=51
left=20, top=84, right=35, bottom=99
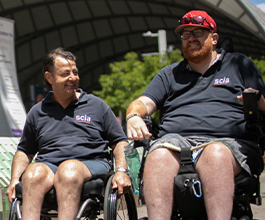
left=42, top=47, right=76, bottom=89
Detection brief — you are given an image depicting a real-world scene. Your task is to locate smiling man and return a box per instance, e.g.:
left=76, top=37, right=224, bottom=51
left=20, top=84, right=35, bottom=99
left=6, top=48, right=131, bottom=220
left=126, top=10, right=265, bottom=220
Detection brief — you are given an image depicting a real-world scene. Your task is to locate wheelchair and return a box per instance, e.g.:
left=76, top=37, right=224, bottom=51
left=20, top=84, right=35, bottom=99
left=134, top=91, right=264, bottom=220
left=8, top=167, right=138, bottom=220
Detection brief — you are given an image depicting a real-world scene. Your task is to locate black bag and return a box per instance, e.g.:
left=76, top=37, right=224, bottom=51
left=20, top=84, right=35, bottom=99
left=174, top=148, right=206, bottom=219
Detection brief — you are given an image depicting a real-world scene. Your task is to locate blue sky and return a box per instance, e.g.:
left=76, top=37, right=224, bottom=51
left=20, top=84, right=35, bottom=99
left=249, top=0, right=265, bottom=4
left=249, top=0, right=265, bottom=12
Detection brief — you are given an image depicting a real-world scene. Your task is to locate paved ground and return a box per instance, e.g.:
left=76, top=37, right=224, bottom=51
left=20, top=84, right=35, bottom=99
left=136, top=171, right=265, bottom=219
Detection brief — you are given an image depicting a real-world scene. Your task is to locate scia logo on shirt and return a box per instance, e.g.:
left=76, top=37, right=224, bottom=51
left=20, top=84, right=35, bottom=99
left=214, top=77, right=230, bottom=85
left=75, top=114, right=91, bottom=123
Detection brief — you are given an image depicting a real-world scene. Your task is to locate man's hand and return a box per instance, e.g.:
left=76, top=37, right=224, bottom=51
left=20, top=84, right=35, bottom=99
left=126, top=96, right=157, bottom=140
left=126, top=116, right=152, bottom=141
left=237, top=87, right=265, bottom=112
left=5, top=151, right=33, bottom=203
left=6, top=179, right=19, bottom=203
left=112, top=172, right=132, bottom=196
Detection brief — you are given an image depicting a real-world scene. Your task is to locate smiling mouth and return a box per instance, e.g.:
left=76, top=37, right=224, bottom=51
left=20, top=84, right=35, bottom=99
left=65, top=84, right=76, bottom=89
left=189, top=43, right=200, bottom=48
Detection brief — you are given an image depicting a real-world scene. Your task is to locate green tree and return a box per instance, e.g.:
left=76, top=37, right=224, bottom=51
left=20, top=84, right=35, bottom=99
left=251, top=56, right=265, bottom=82
left=94, top=49, right=183, bottom=122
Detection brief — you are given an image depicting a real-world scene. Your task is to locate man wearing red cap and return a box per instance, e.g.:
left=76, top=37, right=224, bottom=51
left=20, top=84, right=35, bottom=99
left=126, top=10, right=265, bottom=220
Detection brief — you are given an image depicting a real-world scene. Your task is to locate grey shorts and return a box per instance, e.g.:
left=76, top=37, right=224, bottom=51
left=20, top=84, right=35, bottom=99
left=148, top=133, right=264, bottom=175
left=42, top=159, right=111, bottom=180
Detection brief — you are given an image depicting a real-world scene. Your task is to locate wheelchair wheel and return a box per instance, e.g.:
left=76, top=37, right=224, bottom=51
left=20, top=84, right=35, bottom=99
left=104, top=174, right=138, bottom=220
left=9, top=199, right=21, bottom=220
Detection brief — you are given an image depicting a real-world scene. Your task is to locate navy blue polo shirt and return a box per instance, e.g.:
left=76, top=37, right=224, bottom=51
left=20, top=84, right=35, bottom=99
left=143, top=49, right=265, bottom=140
left=18, top=89, right=127, bottom=165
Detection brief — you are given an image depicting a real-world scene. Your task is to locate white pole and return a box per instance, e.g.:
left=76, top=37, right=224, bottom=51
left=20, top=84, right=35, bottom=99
left=158, top=30, right=167, bottom=55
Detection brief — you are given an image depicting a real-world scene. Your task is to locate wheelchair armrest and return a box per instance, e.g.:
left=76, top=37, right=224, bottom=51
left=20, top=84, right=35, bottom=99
left=243, top=91, right=259, bottom=122
left=243, top=91, right=265, bottom=143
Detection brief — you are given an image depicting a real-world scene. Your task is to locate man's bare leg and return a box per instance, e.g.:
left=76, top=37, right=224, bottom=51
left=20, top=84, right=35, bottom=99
left=22, top=163, right=54, bottom=220
left=196, top=143, right=242, bottom=220
left=54, top=160, right=92, bottom=220
left=143, top=148, right=180, bottom=220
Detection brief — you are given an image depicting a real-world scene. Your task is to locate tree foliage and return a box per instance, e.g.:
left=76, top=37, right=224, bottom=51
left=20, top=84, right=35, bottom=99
left=94, top=49, right=183, bottom=120
left=250, top=56, right=265, bottom=82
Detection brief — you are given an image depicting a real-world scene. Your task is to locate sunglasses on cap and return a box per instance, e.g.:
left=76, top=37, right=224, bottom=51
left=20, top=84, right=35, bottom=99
left=179, top=16, right=213, bottom=30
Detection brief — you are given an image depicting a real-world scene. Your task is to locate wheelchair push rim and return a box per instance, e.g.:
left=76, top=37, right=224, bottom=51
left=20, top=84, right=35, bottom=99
left=104, top=174, right=138, bottom=220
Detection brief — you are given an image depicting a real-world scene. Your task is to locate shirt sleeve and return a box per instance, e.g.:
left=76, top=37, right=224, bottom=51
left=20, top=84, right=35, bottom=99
left=142, top=65, right=172, bottom=109
left=17, top=115, right=38, bottom=155
left=239, top=55, right=265, bottom=95
left=102, top=107, right=127, bottom=147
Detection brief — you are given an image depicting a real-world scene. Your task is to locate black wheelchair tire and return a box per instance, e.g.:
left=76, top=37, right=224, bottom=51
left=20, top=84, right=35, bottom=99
left=104, top=174, right=138, bottom=220
left=9, top=199, right=21, bottom=220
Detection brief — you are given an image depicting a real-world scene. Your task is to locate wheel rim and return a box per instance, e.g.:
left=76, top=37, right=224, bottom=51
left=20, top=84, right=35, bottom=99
left=104, top=174, right=138, bottom=220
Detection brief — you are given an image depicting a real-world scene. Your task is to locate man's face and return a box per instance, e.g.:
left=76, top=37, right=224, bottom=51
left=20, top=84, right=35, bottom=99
left=181, top=27, right=215, bottom=63
left=45, top=56, right=79, bottom=100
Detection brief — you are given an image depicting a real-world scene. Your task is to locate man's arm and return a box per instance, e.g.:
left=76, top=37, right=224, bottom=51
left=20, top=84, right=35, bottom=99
left=111, top=141, right=131, bottom=195
left=6, top=151, right=34, bottom=202
left=126, top=96, right=157, bottom=140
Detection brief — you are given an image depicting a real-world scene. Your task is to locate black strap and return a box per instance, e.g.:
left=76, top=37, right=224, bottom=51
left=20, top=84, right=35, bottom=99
left=178, top=148, right=195, bottom=174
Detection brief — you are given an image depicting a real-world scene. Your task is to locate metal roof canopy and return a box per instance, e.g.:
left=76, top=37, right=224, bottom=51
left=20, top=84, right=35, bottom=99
left=0, top=0, right=264, bottom=111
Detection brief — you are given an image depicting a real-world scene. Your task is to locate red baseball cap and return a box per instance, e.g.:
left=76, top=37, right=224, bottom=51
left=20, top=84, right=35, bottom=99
left=175, top=10, right=217, bottom=34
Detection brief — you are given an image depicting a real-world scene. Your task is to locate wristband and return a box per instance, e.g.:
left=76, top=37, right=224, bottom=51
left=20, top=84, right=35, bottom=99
left=257, top=91, right=262, bottom=101
left=115, top=168, right=129, bottom=175
left=126, top=113, right=140, bottom=122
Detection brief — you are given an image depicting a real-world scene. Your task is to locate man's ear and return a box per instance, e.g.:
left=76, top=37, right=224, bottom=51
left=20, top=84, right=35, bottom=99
left=212, top=33, right=219, bottom=46
left=45, top=71, right=53, bottom=85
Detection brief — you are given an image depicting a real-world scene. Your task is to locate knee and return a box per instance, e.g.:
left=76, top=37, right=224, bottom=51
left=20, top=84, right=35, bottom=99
left=55, top=160, right=83, bottom=185
left=196, top=143, right=242, bottom=180
left=22, top=163, right=53, bottom=185
left=199, top=143, right=234, bottom=166
left=145, top=148, right=180, bottom=176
